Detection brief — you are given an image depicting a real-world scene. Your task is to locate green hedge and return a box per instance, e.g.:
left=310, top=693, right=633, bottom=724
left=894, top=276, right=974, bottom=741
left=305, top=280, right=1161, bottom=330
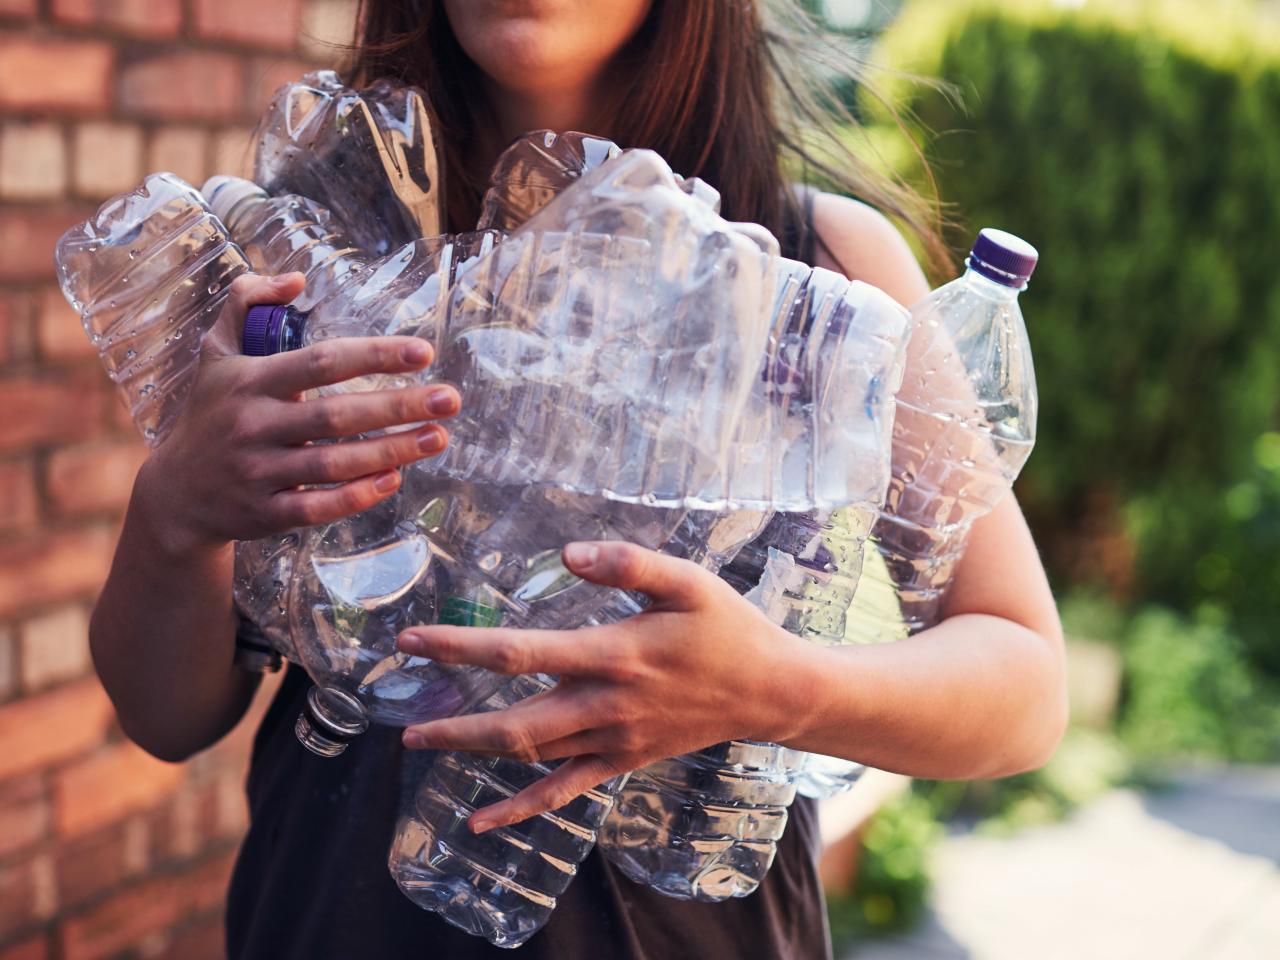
left=875, top=0, right=1280, bottom=676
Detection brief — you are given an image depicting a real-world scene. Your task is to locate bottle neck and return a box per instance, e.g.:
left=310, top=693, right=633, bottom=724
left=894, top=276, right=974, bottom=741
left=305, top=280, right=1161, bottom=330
left=961, top=264, right=1023, bottom=302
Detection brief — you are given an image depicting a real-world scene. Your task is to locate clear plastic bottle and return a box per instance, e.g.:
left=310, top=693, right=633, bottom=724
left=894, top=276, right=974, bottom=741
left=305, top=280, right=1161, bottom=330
left=286, top=472, right=687, bottom=757
left=54, top=172, right=250, bottom=446
left=253, top=70, right=443, bottom=255
left=389, top=673, right=628, bottom=949
left=798, top=228, right=1040, bottom=800
left=386, top=503, right=773, bottom=946
left=597, top=264, right=910, bottom=902
left=477, top=130, right=622, bottom=233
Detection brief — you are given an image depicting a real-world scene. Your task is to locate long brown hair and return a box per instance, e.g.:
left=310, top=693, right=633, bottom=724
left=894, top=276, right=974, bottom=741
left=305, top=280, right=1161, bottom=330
left=348, top=0, right=948, bottom=276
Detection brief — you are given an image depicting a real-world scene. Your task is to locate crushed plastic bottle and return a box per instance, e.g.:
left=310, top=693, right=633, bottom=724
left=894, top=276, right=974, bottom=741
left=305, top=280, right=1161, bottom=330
left=253, top=70, right=443, bottom=255
left=597, top=264, right=910, bottom=902
left=54, top=173, right=250, bottom=446
left=477, top=130, right=622, bottom=233
left=799, top=228, right=1040, bottom=800
left=387, top=502, right=773, bottom=946
left=389, top=674, right=626, bottom=949
left=287, top=475, right=685, bottom=757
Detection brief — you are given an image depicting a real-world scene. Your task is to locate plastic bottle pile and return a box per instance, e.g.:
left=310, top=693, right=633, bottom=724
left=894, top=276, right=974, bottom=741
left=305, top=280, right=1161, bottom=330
left=54, top=71, right=1039, bottom=949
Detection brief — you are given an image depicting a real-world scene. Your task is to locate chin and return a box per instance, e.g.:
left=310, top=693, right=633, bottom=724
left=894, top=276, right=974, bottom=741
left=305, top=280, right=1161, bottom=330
left=445, top=0, right=652, bottom=95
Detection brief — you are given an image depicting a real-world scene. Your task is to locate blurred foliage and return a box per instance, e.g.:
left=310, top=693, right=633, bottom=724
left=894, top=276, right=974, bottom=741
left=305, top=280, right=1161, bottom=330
left=1119, top=604, right=1280, bottom=761
left=869, top=0, right=1280, bottom=681
left=915, top=725, right=1131, bottom=834
left=826, top=792, right=942, bottom=950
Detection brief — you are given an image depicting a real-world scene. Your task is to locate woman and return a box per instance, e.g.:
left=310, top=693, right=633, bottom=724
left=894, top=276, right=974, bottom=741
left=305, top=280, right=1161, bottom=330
left=90, top=1, right=1065, bottom=957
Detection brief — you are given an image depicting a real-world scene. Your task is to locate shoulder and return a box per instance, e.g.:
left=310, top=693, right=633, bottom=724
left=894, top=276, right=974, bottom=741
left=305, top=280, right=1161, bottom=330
left=805, top=191, right=931, bottom=308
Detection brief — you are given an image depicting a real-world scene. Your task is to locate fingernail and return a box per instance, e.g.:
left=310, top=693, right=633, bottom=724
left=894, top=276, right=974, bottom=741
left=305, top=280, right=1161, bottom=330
left=417, top=426, right=446, bottom=453
left=397, top=630, right=424, bottom=654
left=564, top=542, right=600, bottom=569
left=470, top=817, right=493, bottom=834
left=402, top=341, right=430, bottom=363
left=403, top=731, right=425, bottom=749
left=373, top=470, right=400, bottom=493
left=425, top=386, right=457, bottom=416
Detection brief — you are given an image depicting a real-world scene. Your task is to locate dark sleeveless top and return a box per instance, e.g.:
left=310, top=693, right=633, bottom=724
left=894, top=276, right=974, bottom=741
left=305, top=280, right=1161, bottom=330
left=225, top=196, right=831, bottom=960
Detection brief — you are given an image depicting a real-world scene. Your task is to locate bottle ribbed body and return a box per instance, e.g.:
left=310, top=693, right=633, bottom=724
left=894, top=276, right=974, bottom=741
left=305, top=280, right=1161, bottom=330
left=253, top=70, right=443, bottom=255
left=806, top=251, right=1039, bottom=799
left=597, top=253, right=910, bottom=890
left=389, top=674, right=626, bottom=948
left=54, top=173, right=250, bottom=445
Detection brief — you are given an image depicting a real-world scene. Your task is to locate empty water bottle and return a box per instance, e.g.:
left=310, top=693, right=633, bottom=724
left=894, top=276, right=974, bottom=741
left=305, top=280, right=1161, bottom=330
left=254, top=70, right=443, bottom=255
left=800, top=229, right=1040, bottom=799
left=386, top=502, right=774, bottom=945
left=597, top=266, right=910, bottom=902
left=54, top=173, right=250, bottom=446
left=477, top=130, right=622, bottom=233
left=389, top=673, right=627, bottom=948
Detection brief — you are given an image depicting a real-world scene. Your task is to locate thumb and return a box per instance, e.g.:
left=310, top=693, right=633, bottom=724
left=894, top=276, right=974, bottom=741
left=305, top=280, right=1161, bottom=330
left=562, top=541, right=703, bottom=610
left=204, top=272, right=307, bottom=357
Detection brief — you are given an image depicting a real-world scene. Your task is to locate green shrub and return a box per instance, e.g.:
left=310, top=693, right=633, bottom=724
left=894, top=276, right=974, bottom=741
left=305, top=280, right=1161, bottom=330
left=826, top=793, right=941, bottom=949
left=873, top=0, right=1280, bottom=678
left=1120, top=604, right=1280, bottom=762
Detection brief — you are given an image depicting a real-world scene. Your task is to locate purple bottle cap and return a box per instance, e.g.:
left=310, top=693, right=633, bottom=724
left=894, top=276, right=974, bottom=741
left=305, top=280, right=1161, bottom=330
left=243, top=304, right=291, bottom=356
left=968, top=228, right=1039, bottom=288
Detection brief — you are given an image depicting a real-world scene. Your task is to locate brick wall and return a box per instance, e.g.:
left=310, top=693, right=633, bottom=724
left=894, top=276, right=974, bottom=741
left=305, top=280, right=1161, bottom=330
left=0, top=2, right=355, bottom=958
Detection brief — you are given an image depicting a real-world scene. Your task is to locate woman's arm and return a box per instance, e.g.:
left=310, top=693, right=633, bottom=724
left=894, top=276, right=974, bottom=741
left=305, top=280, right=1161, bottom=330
left=94, top=273, right=461, bottom=761
left=395, top=198, right=1064, bottom=829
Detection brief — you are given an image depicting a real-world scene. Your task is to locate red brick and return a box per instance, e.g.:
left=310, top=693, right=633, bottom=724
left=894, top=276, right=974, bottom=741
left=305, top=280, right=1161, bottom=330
left=20, top=604, right=92, bottom=690
left=0, top=205, right=94, bottom=282
left=0, top=774, right=49, bottom=859
left=0, top=934, right=50, bottom=960
left=37, top=286, right=94, bottom=361
left=300, top=0, right=357, bottom=58
left=0, top=854, right=55, bottom=940
left=46, top=439, right=146, bottom=517
left=0, top=373, right=106, bottom=453
left=59, top=851, right=233, bottom=960
left=0, top=677, right=114, bottom=781
left=54, top=739, right=185, bottom=837
left=55, top=816, right=148, bottom=909
left=0, top=121, right=67, bottom=201
left=0, top=36, right=113, bottom=113
left=52, top=0, right=182, bottom=38
left=119, top=50, right=242, bottom=122
left=0, top=457, right=37, bottom=532
left=71, top=122, right=143, bottom=198
left=152, top=908, right=225, bottom=960
left=0, top=0, right=37, bottom=20
left=247, top=55, right=313, bottom=117
left=211, top=126, right=253, bottom=179
left=193, top=0, right=302, bottom=50
left=0, top=626, right=14, bottom=699
left=148, top=126, right=208, bottom=186
left=0, top=526, right=117, bottom=621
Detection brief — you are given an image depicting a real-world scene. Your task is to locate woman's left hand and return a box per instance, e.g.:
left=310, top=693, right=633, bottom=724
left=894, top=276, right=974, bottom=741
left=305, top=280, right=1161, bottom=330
left=396, top=540, right=814, bottom=833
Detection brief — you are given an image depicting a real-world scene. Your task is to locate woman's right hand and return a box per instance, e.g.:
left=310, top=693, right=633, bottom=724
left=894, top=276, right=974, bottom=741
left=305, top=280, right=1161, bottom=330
left=137, top=272, right=460, bottom=555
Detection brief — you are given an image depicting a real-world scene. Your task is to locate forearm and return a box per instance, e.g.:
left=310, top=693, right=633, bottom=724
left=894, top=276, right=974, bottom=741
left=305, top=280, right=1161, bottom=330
left=775, top=613, right=1067, bottom=780
left=91, top=461, right=258, bottom=762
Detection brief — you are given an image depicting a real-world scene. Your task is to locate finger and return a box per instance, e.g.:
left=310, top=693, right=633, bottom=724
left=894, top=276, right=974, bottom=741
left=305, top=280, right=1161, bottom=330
left=265, top=426, right=448, bottom=487
left=253, top=335, right=436, bottom=398
left=397, top=624, right=620, bottom=678
left=562, top=541, right=703, bottom=610
left=268, top=468, right=402, bottom=527
left=470, top=755, right=628, bottom=833
left=207, top=273, right=306, bottom=357
left=267, top=384, right=461, bottom=443
left=401, top=693, right=589, bottom=761
left=227, top=271, right=305, bottom=318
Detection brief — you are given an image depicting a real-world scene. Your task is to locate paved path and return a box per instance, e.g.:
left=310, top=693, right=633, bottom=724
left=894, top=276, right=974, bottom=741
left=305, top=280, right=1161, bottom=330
left=844, top=768, right=1280, bottom=960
